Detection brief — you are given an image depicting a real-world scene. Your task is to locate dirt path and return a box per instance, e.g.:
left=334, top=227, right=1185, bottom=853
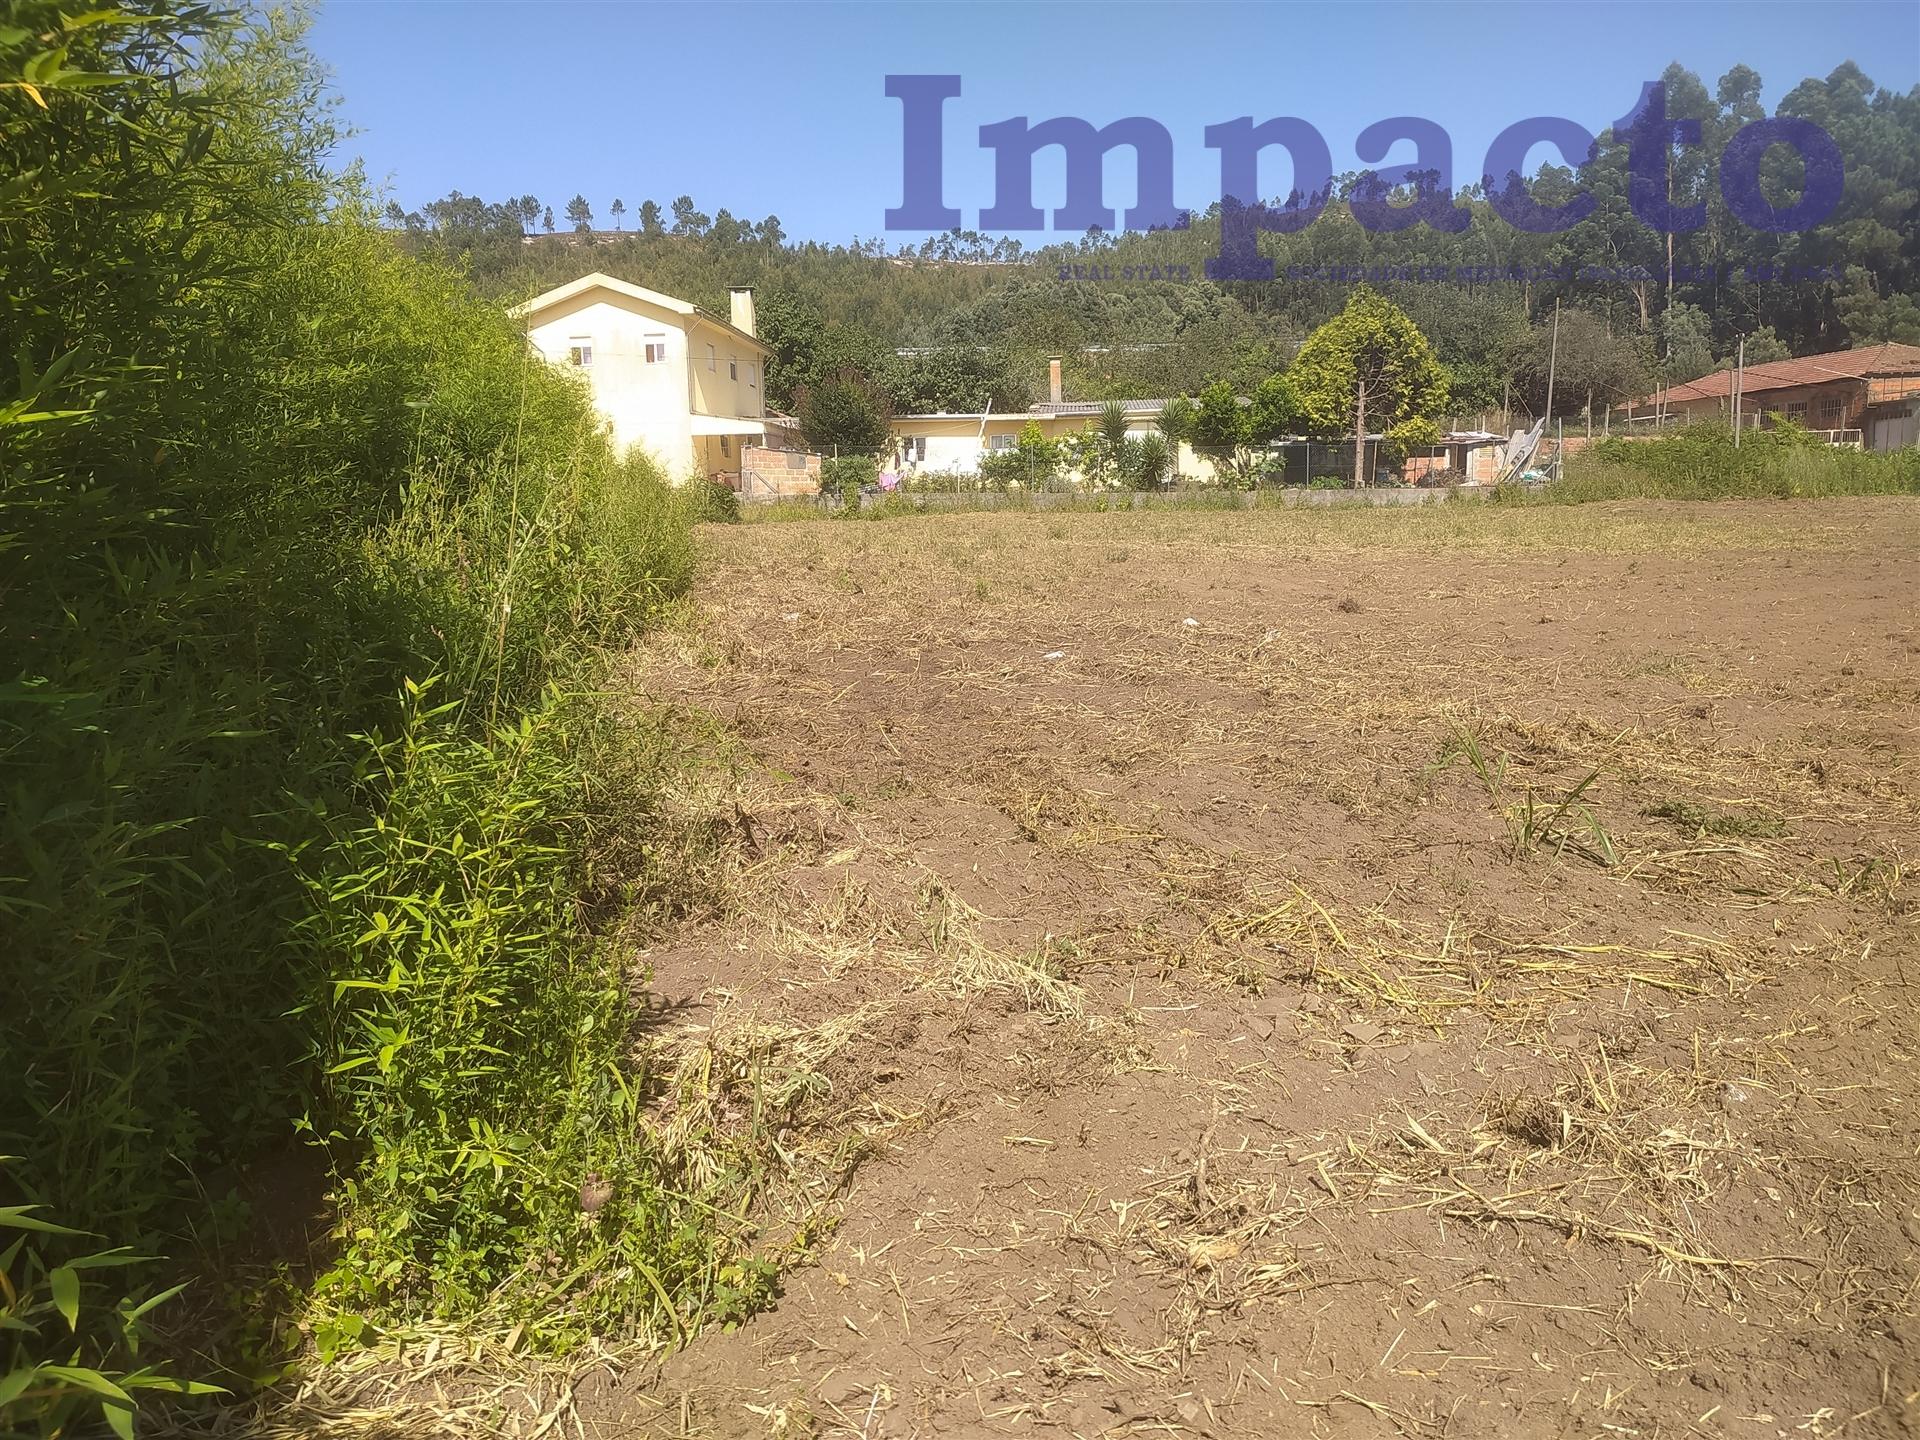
left=592, top=499, right=1920, bottom=1439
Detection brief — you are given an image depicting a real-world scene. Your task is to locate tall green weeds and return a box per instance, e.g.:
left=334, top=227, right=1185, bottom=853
left=291, top=683, right=754, bottom=1355
left=1541, top=422, right=1920, bottom=501
left=2, top=4, right=732, bottom=1429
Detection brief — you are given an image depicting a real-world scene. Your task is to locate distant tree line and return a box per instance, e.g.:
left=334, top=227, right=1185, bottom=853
left=384, top=59, right=1917, bottom=437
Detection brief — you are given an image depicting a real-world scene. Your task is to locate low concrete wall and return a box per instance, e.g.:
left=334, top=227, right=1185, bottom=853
left=890, top=485, right=1493, bottom=513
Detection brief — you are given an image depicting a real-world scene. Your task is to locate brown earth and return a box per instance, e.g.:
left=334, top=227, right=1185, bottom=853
left=590, top=498, right=1920, bottom=1440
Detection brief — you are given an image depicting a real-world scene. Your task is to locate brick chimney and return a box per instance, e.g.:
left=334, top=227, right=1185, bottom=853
left=729, top=286, right=756, bottom=337
left=1048, top=356, right=1062, bottom=405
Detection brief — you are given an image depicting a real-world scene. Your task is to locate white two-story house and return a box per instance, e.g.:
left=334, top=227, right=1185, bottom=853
left=510, top=272, right=772, bottom=482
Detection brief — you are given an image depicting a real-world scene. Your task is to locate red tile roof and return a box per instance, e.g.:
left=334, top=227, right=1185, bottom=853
left=1637, top=342, right=1920, bottom=407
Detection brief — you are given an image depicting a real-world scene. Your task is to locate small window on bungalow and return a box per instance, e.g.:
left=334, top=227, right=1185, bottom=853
left=720, top=435, right=731, bottom=458
left=729, top=356, right=738, bottom=381
left=748, top=363, right=758, bottom=388
left=644, top=334, right=667, bottom=363
left=906, top=436, right=927, bottom=462
left=707, top=344, right=716, bottom=371
left=1817, top=395, right=1844, bottom=425
left=567, top=337, right=593, bottom=368
left=989, top=432, right=1017, bottom=452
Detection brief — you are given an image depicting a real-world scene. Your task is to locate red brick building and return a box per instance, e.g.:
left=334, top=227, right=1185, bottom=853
left=1623, top=341, right=1920, bottom=450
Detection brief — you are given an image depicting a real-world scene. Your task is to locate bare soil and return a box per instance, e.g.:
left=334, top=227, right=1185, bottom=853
left=592, top=498, right=1920, bottom=1439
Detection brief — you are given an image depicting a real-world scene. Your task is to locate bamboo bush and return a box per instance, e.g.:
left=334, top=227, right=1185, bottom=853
left=2, top=4, right=735, bottom=1429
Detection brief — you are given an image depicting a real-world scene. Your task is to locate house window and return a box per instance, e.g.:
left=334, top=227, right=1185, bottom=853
left=720, top=435, right=731, bottom=457
left=729, top=357, right=738, bottom=381
left=567, top=337, right=593, bottom=368
left=644, top=334, right=666, bottom=364
left=1817, top=395, right=1844, bottom=426
left=748, top=363, right=757, bottom=389
left=707, top=344, right=716, bottom=371
left=1785, top=401, right=1808, bottom=419
left=904, top=436, right=927, bottom=463
left=989, top=433, right=1017, bottom=452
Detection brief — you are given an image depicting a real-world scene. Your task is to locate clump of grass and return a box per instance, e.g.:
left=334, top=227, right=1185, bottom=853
left=1434, top=721, right=1505, bottom=793
left=915, top=883, right=1085, bottom=1017
left=678, top=477, right=741, bottom=525
left=949, top=939, right=1083, bottom=1018
left=1438, top=724, right=1617, bottom=866
left=1185, top=872, right=1764, bottom=1028
left=1645, top=799, right=1785, bottom=838
left=294, top=679, right=743, bottom=1353
left=1332, top=1050, right=1755, bottom=1272
left=1510, top=769, right=1618, bottom=865
left=0, top=1184, right=226, bottom=1439
left=1487, top=1091, right=1563, bottom=1149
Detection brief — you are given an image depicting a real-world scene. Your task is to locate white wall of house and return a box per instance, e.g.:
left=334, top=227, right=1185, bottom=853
left=897, top=423, right=1025, bottom=475
left=889, top=413, right=1220, bottom=484
left=523, top=292, right=695, bottom=468
left=515, top=275, right=767, bottom=481
left=917, top=434, right=983, bottom=473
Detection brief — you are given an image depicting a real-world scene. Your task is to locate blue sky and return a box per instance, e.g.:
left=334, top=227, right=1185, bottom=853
left=308, top=1, right=1920, bottom=243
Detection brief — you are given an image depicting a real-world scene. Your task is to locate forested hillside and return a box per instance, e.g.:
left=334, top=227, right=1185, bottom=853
left=391, top=60, right=1918, bottom=420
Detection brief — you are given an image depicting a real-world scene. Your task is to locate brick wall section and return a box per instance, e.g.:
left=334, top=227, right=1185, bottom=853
left=740, top=446, right=821, bottom=502
left=1663, top=378, right=1866, bottom=429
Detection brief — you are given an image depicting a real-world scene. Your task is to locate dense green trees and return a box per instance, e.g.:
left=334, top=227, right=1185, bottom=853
left=1662, top=302, right=1717, bottom=381
left=796, top=369, right=893, bottom=453
left=884, top=343, right=1029, bottom=416
left=1510, top=307, right=1651, bottom=419
left=670, top=194, right=710, bottom=236
left=1177, top=373, right=1303, bottom=485
left=1076, top=401, right=1176, bottom=491
left=1191, top=380, right=1245, bottom=449
left=1151, top=292, right=1443, bottom=486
